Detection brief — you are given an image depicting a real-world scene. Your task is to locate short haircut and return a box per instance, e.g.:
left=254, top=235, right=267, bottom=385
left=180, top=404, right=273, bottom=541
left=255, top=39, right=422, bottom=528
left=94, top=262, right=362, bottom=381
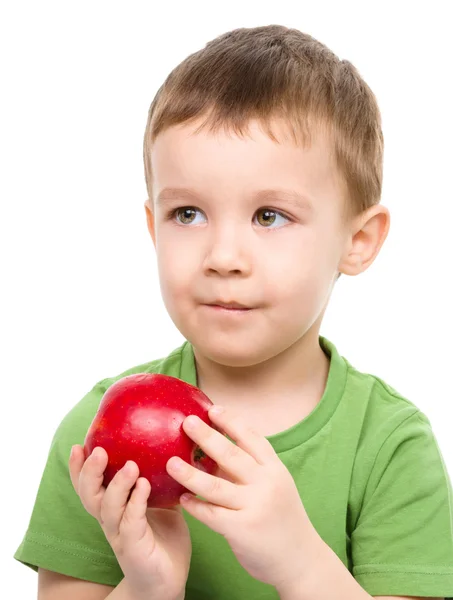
left=143, top=25, right=383, bottom=222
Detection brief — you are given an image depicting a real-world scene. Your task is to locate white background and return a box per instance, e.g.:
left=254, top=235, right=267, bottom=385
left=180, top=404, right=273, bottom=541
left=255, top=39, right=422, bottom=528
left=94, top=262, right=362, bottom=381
left=1, top=1, right=452, bottom=596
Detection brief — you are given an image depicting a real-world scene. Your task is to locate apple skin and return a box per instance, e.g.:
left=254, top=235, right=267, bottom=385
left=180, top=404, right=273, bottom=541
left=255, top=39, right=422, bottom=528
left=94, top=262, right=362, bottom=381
left=84, top=373, right=218, bottom=508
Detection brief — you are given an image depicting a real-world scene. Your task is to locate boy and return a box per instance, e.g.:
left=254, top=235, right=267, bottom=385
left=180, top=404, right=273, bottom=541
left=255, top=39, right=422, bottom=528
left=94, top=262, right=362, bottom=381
left=14, top=24, right=453, bottom=600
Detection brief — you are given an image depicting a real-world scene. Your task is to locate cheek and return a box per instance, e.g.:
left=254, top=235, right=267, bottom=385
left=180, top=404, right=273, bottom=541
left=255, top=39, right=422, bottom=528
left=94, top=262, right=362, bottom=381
left=262, top=230, right=319, bottom=282
left=264, top=232, right=335, bottom=304
left=156, top=238, right=195, bottom=300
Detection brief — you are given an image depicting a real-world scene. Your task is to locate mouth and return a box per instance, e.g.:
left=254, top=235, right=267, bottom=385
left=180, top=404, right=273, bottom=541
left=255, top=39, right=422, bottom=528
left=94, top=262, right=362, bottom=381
left=204, top=303, right=252, bottom=312
left=205, top=300, right=252, bottom=310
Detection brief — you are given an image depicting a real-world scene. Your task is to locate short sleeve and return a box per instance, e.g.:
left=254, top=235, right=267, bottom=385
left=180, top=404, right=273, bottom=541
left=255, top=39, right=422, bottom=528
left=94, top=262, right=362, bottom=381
left=352, top=410, right=453, bottom=598
left=14, top=381, right=124, bottom=586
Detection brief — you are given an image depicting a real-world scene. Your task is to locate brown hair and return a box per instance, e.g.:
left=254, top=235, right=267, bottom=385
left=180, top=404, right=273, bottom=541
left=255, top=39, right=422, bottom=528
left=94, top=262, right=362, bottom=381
left=143, top=25, right=383, bottom=222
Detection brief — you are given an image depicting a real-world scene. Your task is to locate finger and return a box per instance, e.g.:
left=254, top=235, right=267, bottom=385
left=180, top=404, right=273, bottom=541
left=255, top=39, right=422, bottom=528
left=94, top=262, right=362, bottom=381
left=68, top=445, right=85, bottom=494
left=208, top=406, right=278, bottom=465
left=167, top=456, right=242, bottom=509
left=182, top=415, right=257, bottom=482
left=179, top=493, right=229, bottom=535
left=120, top=477, right=154, bottom=546
left=77, top=446, right=108, bottom=518
left=101, top=460, right=140, bottom=539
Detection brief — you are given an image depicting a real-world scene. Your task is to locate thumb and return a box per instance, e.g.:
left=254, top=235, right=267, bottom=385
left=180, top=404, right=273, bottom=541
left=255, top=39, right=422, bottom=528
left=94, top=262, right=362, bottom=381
left=68, top=445, right=85, bottom=494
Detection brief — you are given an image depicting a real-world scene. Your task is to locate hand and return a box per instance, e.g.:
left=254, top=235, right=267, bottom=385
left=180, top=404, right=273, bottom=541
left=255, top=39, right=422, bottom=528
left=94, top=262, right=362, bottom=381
left=69, top=445, right=191, bottom=600
left=166, top=406, right=322, bottom=592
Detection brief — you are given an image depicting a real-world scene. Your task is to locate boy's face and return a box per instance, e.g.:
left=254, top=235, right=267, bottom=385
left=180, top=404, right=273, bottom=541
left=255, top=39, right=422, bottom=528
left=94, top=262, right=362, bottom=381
left=146, top=118, right=352, bottom=367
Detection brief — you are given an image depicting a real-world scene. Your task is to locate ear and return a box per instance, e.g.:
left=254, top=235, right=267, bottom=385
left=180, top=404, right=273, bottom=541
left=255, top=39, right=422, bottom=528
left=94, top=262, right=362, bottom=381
left=144, top=199, right=156, bottom=246
left=339, top=204, right=390, bottom=276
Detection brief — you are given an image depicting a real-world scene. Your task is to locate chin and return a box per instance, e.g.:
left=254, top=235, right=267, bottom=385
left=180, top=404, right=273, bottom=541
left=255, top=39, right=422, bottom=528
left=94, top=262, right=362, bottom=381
left=190, top=332, right=289, bottom=369
left=202, top=350, right=262, bottom=369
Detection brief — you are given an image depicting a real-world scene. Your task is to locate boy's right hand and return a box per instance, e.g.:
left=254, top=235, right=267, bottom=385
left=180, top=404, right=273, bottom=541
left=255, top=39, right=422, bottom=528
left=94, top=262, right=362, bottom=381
left=69, top=445, right=192, bottom=600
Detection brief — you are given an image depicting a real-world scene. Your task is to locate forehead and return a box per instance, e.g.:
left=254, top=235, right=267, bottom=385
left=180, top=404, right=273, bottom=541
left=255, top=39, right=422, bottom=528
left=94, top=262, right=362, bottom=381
left=149, top=118, right=345, bottom=210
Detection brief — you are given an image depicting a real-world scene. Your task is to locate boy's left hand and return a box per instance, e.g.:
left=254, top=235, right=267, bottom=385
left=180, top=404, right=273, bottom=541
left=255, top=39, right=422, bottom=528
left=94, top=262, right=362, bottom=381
left=166, top=405, right=323, bottom=591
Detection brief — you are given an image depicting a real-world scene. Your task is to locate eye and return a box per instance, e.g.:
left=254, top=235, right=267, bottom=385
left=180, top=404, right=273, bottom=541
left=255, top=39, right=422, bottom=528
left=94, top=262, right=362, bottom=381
left=168, top=206, right=291, bottom=228
left=172, top=207, right=206, bottom=225
left=254, top=209, right=291, bottom=228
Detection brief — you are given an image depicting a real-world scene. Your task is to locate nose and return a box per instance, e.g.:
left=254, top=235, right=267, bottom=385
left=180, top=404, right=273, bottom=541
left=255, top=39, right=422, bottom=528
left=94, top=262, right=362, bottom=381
left=202, top=222, right=252, bottom=277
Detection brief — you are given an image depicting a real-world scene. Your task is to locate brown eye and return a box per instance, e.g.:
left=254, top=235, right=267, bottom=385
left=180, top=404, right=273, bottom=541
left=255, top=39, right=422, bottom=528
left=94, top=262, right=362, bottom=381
left=256, top=209, right=277, bottom=227
left=176, top=208, right=197, bottom=224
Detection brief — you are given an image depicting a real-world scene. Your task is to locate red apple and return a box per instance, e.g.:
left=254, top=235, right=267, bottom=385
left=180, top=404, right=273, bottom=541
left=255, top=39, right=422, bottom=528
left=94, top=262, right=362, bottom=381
left=84, top=373, right=217, bottom=508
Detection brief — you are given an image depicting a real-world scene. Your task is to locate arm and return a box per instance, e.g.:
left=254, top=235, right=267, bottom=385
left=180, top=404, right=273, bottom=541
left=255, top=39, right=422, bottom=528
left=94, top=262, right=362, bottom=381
left=275, top=541, right=440, bottom=600
left=38, top=568, right=184, bottom=600
left=165, top=408, right=447, bottom=600
left=276, top=535, right=372, bottom=600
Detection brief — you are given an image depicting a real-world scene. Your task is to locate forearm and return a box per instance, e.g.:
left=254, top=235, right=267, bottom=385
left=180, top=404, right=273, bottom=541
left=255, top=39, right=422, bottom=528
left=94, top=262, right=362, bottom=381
left=276, top=537, right=371, bottom=600
left=107, top=577, right=184, bottom=600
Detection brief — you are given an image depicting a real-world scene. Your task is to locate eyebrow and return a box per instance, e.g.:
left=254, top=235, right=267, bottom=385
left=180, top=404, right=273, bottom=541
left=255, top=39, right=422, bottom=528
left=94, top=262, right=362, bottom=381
left=156, top=187, right=313, bottom=212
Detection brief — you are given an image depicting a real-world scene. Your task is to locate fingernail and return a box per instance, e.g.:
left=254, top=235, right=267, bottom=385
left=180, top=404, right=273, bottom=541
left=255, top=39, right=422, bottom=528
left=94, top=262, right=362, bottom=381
left=123, top=461, right=134, bottom=474
left=69, top=446, right=75, bottom=459
left=210, top=405, right=224, bottom=415
left=170, top=457, right=185, bottom=471
left=185, top=415, right=199, bottom=430
left=93, top=447, right=104, bottom=460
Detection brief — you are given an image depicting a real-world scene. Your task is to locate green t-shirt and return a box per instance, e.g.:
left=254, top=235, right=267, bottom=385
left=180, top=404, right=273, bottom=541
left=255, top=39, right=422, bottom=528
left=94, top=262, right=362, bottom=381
left=14, top=337, right=453, bottom=598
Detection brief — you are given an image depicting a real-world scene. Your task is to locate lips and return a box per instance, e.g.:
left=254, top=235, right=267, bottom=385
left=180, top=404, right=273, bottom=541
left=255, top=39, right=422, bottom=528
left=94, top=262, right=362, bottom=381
left=204, top=298, right=254, bottom=309
left=210, top=302, right=250, bottom=309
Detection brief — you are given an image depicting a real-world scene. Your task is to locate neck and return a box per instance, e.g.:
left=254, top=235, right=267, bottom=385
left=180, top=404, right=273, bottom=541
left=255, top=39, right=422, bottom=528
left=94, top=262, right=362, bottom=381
left=193, top=326, right=329, bottom=410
